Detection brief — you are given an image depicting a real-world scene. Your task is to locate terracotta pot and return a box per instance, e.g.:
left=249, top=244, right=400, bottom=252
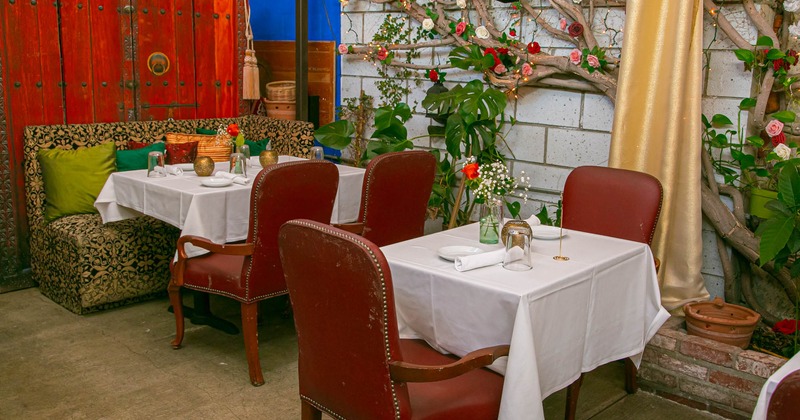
left=683, top=297, right=761, bottom=348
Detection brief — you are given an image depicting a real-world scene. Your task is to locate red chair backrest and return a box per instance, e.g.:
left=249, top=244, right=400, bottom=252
left=768, top=369, right=800, bottom=419
left=562, top=166, right=663, bottom=245
left=244, top=161, right=339, bottom=299
left=279, top=220, right=411, bottom=419
left=359, top=150, right=436, bottom=246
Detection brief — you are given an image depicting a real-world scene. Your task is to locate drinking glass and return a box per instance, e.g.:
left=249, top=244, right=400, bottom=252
left=147, top=151, right=166, bottom=178
left=310, top=146, right=324, bottom=160
left=502, top=225, right=532, bottom=271
left=229, top=152, right=247, bottom=177
left=237, top=144, right=251, bottom=167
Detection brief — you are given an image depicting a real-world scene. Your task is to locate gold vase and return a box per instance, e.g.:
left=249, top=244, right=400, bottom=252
left=259, top=150, right=278, bottom=167
left=193, top=156, right=215, bottom=176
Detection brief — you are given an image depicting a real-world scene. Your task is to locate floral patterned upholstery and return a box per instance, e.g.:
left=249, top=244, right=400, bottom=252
left=23, top=115, right=315, bottom=314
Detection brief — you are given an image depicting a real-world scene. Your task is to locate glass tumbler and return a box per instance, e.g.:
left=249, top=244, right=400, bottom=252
left=502, top=226, right=532, bottom=271
left=310, top=146, right=324, bottom=160
left=229, top=152, right=247, bottom=177
left=147, top=151, right=165, bottom=178
left=237, top=144, right=251, bottom=167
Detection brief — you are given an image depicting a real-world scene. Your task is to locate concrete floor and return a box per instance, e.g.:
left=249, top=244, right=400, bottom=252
left=0, top=288, right=725, bottom=419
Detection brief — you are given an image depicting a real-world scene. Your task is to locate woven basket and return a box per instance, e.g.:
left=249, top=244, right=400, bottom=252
left=263, top=100, right=296, bottom=120
left=165, top=133, right=231, bottom=163
left=266, top=81, right=296, bottom=102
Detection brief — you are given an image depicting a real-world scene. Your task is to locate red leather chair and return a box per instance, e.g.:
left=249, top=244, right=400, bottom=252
left=768, top=369, right=800, bottom=419
left=168, top=160, right=339, bottom=386
left=336, top=150, right=436, bottom=246
left=561, top=165, right=663, bottom=419
left=279, top=219, right=510, bottom=419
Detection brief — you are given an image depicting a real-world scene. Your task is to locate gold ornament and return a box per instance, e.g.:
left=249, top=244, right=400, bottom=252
left=501, top=219, right=532, bottom=247
left=259, top=150, right=278, bottom=167
left=193, top=156, right=215, bottom=176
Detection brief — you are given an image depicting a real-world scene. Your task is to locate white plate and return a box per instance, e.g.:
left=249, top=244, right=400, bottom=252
left=437, top=246, right=484, bottom=261
left=175, top=163, right=195, bottom=171
left=200, top=178, right=234, bottom=188
left=533, top=225, right=567, bottom=240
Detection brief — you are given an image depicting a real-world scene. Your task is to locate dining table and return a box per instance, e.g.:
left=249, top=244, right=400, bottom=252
left=380, top=222, right=671, bottom=420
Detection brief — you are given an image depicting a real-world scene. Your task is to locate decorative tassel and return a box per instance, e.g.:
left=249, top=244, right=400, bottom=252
left=242, top=1, right=260, bottom=100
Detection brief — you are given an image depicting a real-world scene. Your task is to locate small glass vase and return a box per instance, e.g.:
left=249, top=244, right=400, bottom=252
left=479, top=201, right=502, bottom=244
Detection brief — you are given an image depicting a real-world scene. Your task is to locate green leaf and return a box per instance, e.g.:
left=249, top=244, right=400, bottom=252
left=711, top=114, right=733, bottom=126
left=756, top=35, right=774, bottom=47
left=766, top=49, right=786, bottom=60
left=735, top=49, right=755, bottom=63
left=702, top=114, right=711, bottom=129
left=448, top=45, right=495, bottom=71
left=444, top=113, right=466, bottom=158
left=773, top=110, right=797, bottom=123
left=505, top=200, right=521, bottom=219
left=756, top=214, right=794, bottom=265
left=739, top=97, right=757, bottom=109
left=711, top=133, right=729, bottom=148
left=313, top=120, right=355, bottom=150
left=746, top=135, right=765, bottom=148
left=777, top=163, right=800, bottom=208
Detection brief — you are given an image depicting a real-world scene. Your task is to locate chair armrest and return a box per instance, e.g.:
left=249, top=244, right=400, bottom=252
left=388, top=344, right=510, bottom=383
left=172, top=236, right=255, bottom=287
left=333, top=222, right=365, bottom=235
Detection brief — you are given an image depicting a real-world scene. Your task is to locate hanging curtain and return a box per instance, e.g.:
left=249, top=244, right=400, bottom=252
left=242, top=0, right=260, bottom=100
left=609, top=0, right=709, bottom=311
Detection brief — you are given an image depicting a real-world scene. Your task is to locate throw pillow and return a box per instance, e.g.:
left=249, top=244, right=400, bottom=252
left=166, top=141, right=198, bottom=164
left=116, top=142, right=166, bottom=172
left=165, top=133, right=231, bottom=162
left=38, top=141, right=117, bottom=223
left=127, top=140, right=150, bottom=150
left=196, top=128, right=218, bottom=135
left=245, top=139, right=270, bottom=156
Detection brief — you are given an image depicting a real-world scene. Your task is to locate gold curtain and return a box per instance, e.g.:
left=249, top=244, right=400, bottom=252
left=609, top=0, right=709, bottom=311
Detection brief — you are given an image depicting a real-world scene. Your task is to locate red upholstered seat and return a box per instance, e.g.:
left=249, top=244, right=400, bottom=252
left=768, top=369, right=800, bottom=420
left=168, top=160, right=339, bottom=386
left=336, top=150, right=436, bottom=246
left=279, top=220, right=509, bottom=419
left=561, top=165, right=663, bottom=419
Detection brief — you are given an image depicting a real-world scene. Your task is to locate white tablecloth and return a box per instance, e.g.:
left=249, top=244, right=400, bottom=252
left=380, top=223, right=670, bottom=420
left=95, top=156, right=365, bottom=258
left=752, top=351, right=800, bottom=419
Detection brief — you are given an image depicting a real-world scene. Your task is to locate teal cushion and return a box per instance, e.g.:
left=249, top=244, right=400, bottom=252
left=38, top=142, right=117, bottom=223
left=196, top=128, right=217, bottom=135
left=245, top=139, right=270, bottom=156
left=116, top=142, right=166, bottom=172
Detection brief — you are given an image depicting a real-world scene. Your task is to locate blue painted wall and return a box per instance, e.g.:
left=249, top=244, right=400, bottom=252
left=250, top=0, right=340, bottom=42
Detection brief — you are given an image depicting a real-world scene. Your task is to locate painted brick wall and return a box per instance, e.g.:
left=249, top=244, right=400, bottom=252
left=339, top=1, right=757, bottom=298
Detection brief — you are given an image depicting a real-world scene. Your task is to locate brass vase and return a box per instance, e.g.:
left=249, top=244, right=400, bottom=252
left=259, top=150, right=278, bottom=167
left=193, top=156, right=215, bottom=176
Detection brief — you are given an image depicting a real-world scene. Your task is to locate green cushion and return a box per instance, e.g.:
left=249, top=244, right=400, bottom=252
left=116, top=142, right=166, bottom=172
left=245, top=139, right=271, bottom=156
left=196, top=128, right=217, bottom=135
left=38, top=142, right=117, bottom=223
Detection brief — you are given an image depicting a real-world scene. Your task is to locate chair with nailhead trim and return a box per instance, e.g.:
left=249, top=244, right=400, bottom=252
left=335, top=150, right=436, bottom=247
left=168, top=160, right=339, bottom=386
left=279, top=219, right=510, bottom=419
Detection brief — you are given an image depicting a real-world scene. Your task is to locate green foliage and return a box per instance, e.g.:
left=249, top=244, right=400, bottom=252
left=449, top=45, right=496, bottom=71
left=756, top=163, right=800, bottom=269
left=314, top=120, right=355, bottom=150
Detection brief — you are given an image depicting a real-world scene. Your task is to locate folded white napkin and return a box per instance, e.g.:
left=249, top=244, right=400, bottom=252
left=454, top=249, right=505, bottom=272
left=163, top=165, right=183, bottom=176
left=214, top=171, right=250, bottom=185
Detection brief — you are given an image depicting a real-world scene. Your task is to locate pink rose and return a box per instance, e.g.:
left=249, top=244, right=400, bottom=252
left=587, top=54, right=600, bottom=68
left=338, top=44, right=348, bottom=55
left=456, top=21, right=467, bottom=36
left=766, top=119, right=784, bottom=137
left=559, top=18, right=567, bottom=31
left=521, top=62, right=533, bottom=77
left=569, top=49, right=582, bottom=65
left=376, top=47, right=388, bottom=61
left=494, top=63, right=507, bottom=74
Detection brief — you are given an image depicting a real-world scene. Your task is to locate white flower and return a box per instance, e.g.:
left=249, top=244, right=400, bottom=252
left=785, top=0, right=800, bottom=13
left=422, top=18, right=435, bottom=31
left=790, top=21, right=800, bottom=38
left=573, top=0, right=582, bottom=3
left=475, top=25, right=490, bottom=39
left=457, top=0, right=467, bottom=8
left=339, top=0, right=349, bottom=7
left=775, top=143, right=793, bottom=160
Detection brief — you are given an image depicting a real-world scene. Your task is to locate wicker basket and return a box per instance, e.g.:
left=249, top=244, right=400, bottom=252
left=266, top=81, right=296, bottom=102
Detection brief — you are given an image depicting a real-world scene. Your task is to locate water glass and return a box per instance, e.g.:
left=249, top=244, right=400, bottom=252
left=229, top=152, right=247, bottom=177
left=310, top=146, right=324, bottom=160
left=502, top=225, right=532, bottom=271
left=147, top=151, right=165, bottom=178
left=237, top=144, right=251, bottom=167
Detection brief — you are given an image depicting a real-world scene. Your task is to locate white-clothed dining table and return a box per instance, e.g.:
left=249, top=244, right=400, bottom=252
left=95, top=155, right=365, bottom=258
left=380, top=222, right=671, bottom=420
left=752, top=351, right=800, bottom=419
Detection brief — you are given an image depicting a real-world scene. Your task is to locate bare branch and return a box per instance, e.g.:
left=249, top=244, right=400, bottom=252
left=704, top=0, right=753, bottom=50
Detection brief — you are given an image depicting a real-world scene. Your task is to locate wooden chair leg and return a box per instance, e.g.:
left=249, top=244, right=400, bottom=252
left=168, top=282, right=184, bottom=349
left=301, top=400, right=322, bottom=420
left=624, top=357, right=638, bottom=394
left=564, top=373, right=584, bottom=420
left=241, top=301, right=264, bottom=386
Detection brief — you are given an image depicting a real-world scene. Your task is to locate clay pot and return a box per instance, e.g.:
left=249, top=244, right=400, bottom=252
left=683, top=296, right=761, bottom=348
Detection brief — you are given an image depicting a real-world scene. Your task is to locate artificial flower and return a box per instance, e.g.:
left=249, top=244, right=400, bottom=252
left=773, top=319, right=799, bottom=335
left=521, top=62, right=533, bottom=77
left=573, top=0, right=582, bottom=3
left=475, top=25, right=490, bottom=39
left=586, top=54, right=600, bottom=68
left=494, top=63, right=507, bottom=74
left=226, top=123, right=240, bottom=137
left=568, top=22, right=584, bottom=38
left=428, top=68, right=439, bottom=82
left=772, top=132, right=787, bottom=147
left=484, top=47, right=501, bottom=70
left=790, top=22, right=800, bottom=39
left=527, top=41, right=541, bottom=54
left=457, top=0, right=467, bottom=8
left=509, top=29, right=516, bottom=37
left=461, top=162, right=479, bottom=180
left=338, top=44, right=348, bottom=55
left=559, top=17, right=567, bottom=31
left=423, top=18, right=435, bottom=31
left=766, top=119, right=784, bottom=137
left=455, top=21, right=467, bottom=36
left=775, top=143, right=793, bottom=160
left=785, top=0, right=800, bottom=13
left=774, top=58, right=788, bottom=71
left=377, top=47, right=388, bottom=61
left=569, top=48, right=582, bottom=65
left=497, top=47, right=509, bottom=55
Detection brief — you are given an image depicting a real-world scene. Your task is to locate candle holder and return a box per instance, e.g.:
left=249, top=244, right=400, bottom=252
left=553, top=194, right=569, bottom=261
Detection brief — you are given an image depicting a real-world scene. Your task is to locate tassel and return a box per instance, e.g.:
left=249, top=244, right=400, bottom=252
left=242, top=1, right=260, bottom=100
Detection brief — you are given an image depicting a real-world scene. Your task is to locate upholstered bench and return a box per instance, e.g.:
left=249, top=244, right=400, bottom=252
left=23, top=115, right=315, bottom=314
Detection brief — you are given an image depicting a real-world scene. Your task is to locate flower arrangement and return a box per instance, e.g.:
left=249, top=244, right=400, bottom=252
left=226, top=123, right=245, bottom=149
left=460, top=157, right=530, bottom=219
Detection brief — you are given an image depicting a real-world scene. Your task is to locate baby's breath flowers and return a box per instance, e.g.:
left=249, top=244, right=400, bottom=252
left=461, top=157, right=531, bottom=219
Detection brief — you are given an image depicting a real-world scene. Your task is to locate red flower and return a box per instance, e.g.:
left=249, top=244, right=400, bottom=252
left=226, top=123, right=239, bottom=137
left=773, top=319, right=799, bottom=335
left=498, top=47, right=509, bottom=55
left=568, top=22, right=584, bottom=38
left=527, top=41, right=541, bottom=55
left=772, top=132, right=787, bottom=147
left=774, top=58, right=788, bottom=71
left=484, top=48, right=501, bottom=70
left=509, top=29, right=516, bottom=37
left=455, top=21, right=467, bottom=36
left=377, top=47, right=388, bottom=61
left=428, top=69, right=439, bottom=83
left=461, top=163, right=479, bottom=180
left=789, top=49, right=800, bottom=65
